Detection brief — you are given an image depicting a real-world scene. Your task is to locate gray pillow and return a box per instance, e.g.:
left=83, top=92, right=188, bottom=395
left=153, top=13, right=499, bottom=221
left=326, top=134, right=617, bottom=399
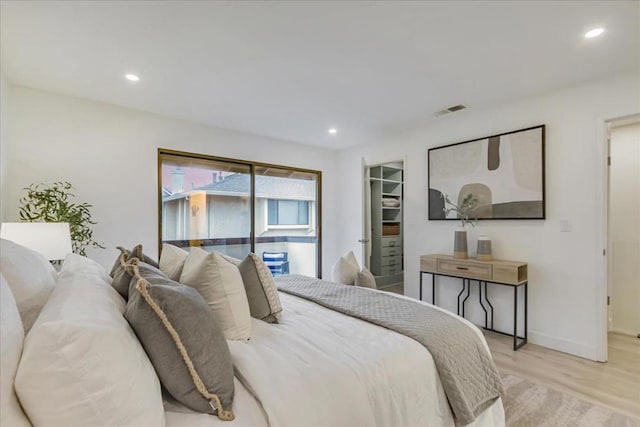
left=111, top=250, right=132, bottom=298
left=124, top=261, right=235, bottom=421
left=238, top=253, right=282, bottom=323
left=109, top=246, right=131, bottom=278
left=110, top=244, right=159, bottom=278
left=355, top=267, right=377, bottom=289
left=111, top=245, right=160, bottom=299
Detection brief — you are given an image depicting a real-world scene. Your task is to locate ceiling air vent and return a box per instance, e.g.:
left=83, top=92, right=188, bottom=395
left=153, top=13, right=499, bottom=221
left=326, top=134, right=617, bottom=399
left=434, top=104, right=468, bottom=117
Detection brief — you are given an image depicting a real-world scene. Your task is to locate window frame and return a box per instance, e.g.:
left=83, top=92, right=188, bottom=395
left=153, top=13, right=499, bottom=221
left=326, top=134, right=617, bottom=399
left=157, top=148, right=322, bottom=278
left=267, top=199, right=311, bottom=227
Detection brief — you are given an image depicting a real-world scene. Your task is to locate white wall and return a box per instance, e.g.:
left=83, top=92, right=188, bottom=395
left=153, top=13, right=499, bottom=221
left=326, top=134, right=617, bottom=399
left=609, top=122, right=640, bottom=336
left=3, top=85, right=338, bottom=277
left=337, top=72, right=640, bottom=360
left=0, top=72, right=9, bottom=223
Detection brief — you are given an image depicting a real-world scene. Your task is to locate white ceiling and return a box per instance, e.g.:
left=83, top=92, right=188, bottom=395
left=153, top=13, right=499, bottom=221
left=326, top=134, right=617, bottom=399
left=1, top=1, right=638, bottom=149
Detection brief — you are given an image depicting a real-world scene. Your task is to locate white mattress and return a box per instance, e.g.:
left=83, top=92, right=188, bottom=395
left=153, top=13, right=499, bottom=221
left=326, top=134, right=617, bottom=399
left=165, top=292, right=505, bottom=427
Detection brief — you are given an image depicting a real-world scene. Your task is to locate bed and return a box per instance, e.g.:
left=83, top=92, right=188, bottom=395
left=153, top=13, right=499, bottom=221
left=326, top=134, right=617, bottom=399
left=0, top=239, right=505, bottom=427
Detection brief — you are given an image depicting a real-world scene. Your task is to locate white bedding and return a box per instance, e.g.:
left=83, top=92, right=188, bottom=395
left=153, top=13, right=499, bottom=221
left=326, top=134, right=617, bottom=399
left=166, top=292, right=505, bottom=427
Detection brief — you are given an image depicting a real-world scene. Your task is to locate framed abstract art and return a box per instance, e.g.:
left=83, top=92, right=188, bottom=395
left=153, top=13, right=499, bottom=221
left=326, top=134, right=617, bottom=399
left=428, top=125, right=545, bottom=220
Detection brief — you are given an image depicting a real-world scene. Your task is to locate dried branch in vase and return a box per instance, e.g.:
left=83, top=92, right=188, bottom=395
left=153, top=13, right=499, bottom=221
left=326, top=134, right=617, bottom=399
left=441, top=193, right=478, bottom=228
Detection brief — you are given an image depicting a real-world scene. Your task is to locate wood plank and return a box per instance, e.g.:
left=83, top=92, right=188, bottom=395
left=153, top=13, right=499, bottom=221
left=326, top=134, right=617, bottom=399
left=485, top=331, right=640, bottom=419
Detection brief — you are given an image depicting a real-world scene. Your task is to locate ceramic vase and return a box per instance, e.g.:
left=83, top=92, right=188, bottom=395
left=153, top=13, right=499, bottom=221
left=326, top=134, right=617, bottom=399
left=476, top=235, right=493, bottom=261
left=453, top=227, right=468, bottom=259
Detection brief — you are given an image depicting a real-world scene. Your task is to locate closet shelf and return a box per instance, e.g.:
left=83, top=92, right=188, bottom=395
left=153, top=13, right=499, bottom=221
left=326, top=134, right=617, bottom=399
left=370, top=164, right=404, bottom=279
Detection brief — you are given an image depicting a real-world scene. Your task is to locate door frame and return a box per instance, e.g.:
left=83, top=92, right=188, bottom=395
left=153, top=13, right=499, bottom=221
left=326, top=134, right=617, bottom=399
left=361, top=157, right=407, bottom=289
left=361, top=158, right=372, bottom=269
left=596, top=113, right=640, bottom=362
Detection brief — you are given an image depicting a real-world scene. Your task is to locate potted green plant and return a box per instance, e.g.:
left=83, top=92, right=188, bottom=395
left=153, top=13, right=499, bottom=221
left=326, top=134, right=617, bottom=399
left=441, top=193, right=478, bottom=259
left=19, top=181, right=105, bottom=256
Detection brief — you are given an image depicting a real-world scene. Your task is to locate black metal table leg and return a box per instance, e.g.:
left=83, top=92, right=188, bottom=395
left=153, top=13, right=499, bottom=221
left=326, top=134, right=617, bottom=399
left=524, top=282, right=528, bottom=344
left=461, top=280, right=471, bottom=318
left=513, top=285, right=518, bottom=351
left=484, top=282, right=494, bottom=330
left=478, top=280, right=489, bottom=329
left=432, top=275, right=436, bottom=305
left=456, top=280, right=467, bottom=316
left=478, top=281, right=488, bottom=328
left=420, top=270, right=528, bottom=350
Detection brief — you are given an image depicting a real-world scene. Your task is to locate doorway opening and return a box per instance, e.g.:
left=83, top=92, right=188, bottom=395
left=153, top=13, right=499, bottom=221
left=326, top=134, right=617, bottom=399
left=606, top=116, right=640, bottom=347
left=362, top=160, right=405, bottom=294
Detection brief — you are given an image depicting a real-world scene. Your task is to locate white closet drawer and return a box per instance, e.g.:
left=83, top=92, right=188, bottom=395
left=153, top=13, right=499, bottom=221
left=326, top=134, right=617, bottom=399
left=382, top=246, right=401, bottom=257
left=381, top=255, right=401, bottom=267
left=380, top=265, right=402, bottom=276
left=382, top=237, right=401, bottom=248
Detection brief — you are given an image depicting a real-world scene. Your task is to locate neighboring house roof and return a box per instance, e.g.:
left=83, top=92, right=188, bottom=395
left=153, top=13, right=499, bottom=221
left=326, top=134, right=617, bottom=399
left=161, top=165, right=219, bottom=191
left=164, top=173, right=316, bottom=201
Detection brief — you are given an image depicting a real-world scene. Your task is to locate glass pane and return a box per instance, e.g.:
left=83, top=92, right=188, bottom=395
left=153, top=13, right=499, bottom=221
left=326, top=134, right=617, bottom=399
left=277, top=200, right=299, bottom=225
left=298, top=201, right=309, bottom=224
left=254, top=166, right=319, bottom=277
left=267, top=200, right=278, bottom=225
left=160, top=153, right=252, bottom=258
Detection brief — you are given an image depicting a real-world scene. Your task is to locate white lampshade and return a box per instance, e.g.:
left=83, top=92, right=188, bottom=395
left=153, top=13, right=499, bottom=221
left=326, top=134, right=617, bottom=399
left=1, top=222, right=73, bottom=260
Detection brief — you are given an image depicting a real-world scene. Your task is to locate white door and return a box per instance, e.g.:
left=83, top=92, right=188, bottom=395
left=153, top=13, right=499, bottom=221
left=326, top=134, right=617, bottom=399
left=361, top=161, right=372, bottom=268
left=608, top=119, right=640, bottom=337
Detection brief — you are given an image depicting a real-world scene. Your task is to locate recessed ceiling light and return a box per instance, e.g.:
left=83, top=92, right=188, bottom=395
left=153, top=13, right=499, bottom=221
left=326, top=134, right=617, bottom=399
left=125, top=73, right=140, bottom=82
left=328, top=128, right=337, bottom=135
left=584, top=28, right=604, bottom=39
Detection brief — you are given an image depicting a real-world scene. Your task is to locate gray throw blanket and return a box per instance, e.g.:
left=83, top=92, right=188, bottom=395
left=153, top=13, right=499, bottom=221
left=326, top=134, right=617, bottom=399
left=276, top=275, right=504, bottom=425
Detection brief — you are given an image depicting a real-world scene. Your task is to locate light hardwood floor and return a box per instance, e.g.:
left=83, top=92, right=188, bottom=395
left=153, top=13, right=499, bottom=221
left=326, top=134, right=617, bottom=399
left=485, top=331, right=640, bottom=420
left=380, top=283, right=404, bottom=294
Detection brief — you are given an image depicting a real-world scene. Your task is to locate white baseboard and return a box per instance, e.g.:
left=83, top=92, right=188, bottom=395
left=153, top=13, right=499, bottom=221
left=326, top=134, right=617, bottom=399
left=611, top=327, right=639, bottom=337
left=528, top=330, right=599, bottom=361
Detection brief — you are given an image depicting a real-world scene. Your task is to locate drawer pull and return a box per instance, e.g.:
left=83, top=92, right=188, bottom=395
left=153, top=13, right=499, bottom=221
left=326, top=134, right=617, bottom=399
left=456, top=267, right=469, bottom=270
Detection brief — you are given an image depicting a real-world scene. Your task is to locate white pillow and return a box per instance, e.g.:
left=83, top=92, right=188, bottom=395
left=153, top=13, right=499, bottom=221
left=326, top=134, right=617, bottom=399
left=355, top=267, right=377, bottom=289
left=0, top=275, right=31, bottom=427
left=159, top=243, right=189, bottom=281
left=15, top=254, right=165, bottom=427
left=180, top=248, right=251, bottom=341
left=0, top=238, right=57, bottom=332
left=331, top=251, right=360, bottom=285
left=344, top=250, right=359, bottom=269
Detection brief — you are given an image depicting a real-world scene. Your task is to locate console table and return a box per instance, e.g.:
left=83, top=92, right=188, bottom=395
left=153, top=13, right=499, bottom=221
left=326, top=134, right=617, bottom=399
left=419, top=254, right=528, bottom=350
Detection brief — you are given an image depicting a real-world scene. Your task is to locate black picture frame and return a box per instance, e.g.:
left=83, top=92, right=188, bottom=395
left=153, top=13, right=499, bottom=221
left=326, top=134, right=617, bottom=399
left=428, top=125, right=545, bottom=221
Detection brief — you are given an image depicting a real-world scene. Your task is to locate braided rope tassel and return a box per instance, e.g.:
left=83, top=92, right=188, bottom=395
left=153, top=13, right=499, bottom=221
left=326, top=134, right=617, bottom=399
left=118, top=251, right=129, bottom=268
left=132, top=263, right=235, bottom=421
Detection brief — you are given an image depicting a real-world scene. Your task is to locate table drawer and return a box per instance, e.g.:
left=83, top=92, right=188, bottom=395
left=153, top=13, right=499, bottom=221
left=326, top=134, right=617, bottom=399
left=382, top=236, right=401, bottom=248
left=437, top=259, right=492, bottom=280
left=382, top=246, right=401, bottom=257
left=381, top=255, right=401, bottom=267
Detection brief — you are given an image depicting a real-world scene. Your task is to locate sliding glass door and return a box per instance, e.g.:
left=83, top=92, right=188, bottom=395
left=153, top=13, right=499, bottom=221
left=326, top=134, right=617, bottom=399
left=159, top=152, right=253, bottom=258
left=254, top=165, right=319, bottom=277
left=158, top=149, right=321, bottom=277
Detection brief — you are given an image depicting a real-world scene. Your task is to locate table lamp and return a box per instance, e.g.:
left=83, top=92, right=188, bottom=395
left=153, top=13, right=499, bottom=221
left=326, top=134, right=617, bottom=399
left=0, top=222, right=73, bottom=261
